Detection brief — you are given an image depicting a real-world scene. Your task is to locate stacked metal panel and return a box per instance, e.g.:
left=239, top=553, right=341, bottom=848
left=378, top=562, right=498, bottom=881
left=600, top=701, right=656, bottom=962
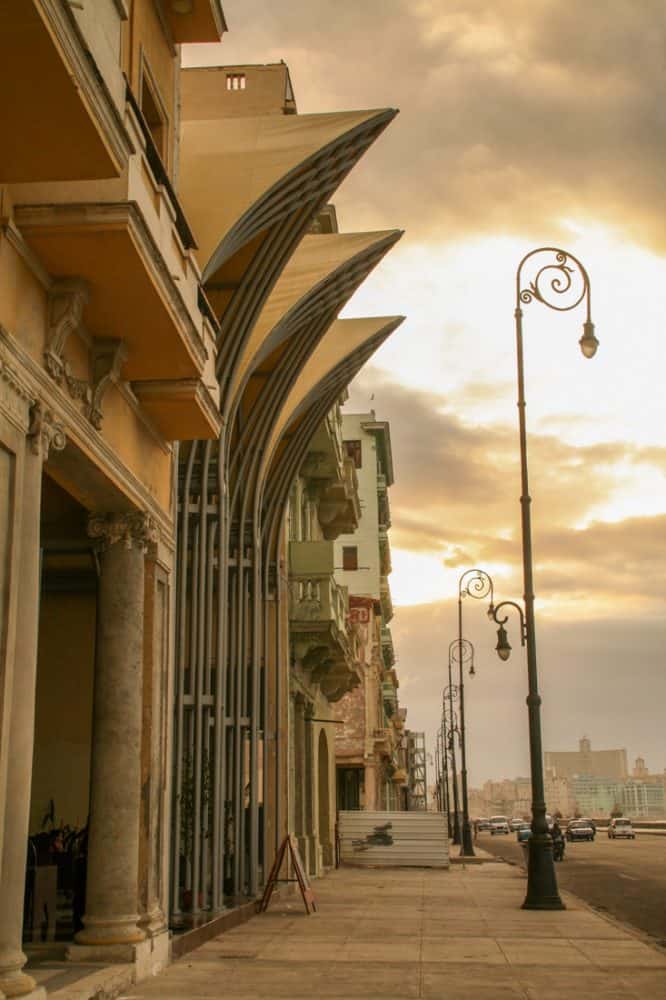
left=338, top=811, right=450, bottom=868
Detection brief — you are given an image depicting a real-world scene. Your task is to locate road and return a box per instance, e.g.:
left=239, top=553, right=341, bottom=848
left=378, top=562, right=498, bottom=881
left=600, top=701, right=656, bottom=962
left=477, top=832, right=666, bottom=946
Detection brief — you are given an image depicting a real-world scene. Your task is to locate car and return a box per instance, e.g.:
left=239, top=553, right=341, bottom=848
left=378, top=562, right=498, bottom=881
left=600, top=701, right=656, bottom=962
left=476, top=818, right=491, bottom=832
left=579, top=817, right=596, bottom=839
left=516, top=822, right=532, bottom=843
left=510, top=817, right=525, bottom=831
left=608, top=817, right=636, bottom=839
left=566, top=819, right=595, bottom=842
left=489, top=815, right=510, bottom=835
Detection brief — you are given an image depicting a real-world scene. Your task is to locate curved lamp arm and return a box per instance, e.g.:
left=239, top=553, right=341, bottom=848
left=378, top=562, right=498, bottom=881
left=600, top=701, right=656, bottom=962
left=516, top=247, right=598, bottom=358
left=449, top=638, right=474, bottom=670
left=459, top=568, right=495, bottom=619
left=490, top=600, right=527, bottom=661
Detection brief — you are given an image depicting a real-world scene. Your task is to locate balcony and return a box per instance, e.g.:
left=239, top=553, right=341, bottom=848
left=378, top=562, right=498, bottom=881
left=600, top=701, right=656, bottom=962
left=301, top=416, right=361, bottom=539
left=11, top=90, right=221, bottom=440
left=380, top=578, right=394, bottom=623
left=289, top=542, right=361, bottom=703
left=0, top=0, right=131, bottom=183
left=382, top=680, right=398, bottom=717
left=379, top=529, right=392, bottom=576
left=290, top=539, right=336, bottom=577
left=290, top=575, right=348, bottom=639
left=377, top=473, right=392, bottom=529
left=165, top=1, right=227, bottom=43
left=381, top=626, right=395, bottom=669
left=373, top=728, right=392, bottom=756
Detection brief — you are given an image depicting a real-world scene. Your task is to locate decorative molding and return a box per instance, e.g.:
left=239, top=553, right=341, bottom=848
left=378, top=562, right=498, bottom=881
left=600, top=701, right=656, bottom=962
left=0, top=354, right=34, bottom=404
left=15, top=202, right=206, bottom=372
left=88, top=511, right=160, bottom=552
left=27, top=401, right=67, bottom=460
left=45, top=278, right=90, bottom=387
left=0, top=327, right=173, bottom=545
left=89, top=338, right=127, bottom=429
left=0, top=352, right=34, bottom=431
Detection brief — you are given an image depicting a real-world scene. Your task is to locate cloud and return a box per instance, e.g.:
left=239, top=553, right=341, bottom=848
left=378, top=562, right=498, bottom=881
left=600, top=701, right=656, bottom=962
left=346, top=371, right=666, bottom=611
left=198, top=1, right=666, bottom=251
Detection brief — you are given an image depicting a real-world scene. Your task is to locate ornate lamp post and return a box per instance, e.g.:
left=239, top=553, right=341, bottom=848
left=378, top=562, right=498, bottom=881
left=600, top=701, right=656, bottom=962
left=439, top=717, right=453, bottom=837
left=456, top=569, right=495, bottom=856
left=444, top=685, right=462, bottom=844
left=449, top=635, right=476, bottom=856
left=503, top=246, right=596, bottom=910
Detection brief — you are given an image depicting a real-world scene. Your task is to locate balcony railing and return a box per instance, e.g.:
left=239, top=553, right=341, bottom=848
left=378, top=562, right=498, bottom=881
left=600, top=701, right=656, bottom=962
left=289, top=574, right=348, bottom=636
left=125, top=82, right=197, bottom=251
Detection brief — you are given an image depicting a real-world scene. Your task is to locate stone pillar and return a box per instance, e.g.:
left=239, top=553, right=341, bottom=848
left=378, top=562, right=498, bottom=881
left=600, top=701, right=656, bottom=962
left=0, top=403, right=65, bottom=1000
left=71, top=512, right=156, bottom=956
left=138, top=555, right=168, bottom=956
left=364, top=760, right=377, bottom=812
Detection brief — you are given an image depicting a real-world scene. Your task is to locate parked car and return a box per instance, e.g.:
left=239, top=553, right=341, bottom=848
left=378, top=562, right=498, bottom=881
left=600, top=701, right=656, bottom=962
left=476, top=818, right=491, bottom=832
left=566, top=819, right=595, bottom=842
left=489, top=815, right=510, bottom=835
left=608, top=817, right=636, bottom=839
left=516, top=822, right=532, bottom=843
left=580, top=817, right=596, bottom=839
left=509, top=817, right=525, bottom=831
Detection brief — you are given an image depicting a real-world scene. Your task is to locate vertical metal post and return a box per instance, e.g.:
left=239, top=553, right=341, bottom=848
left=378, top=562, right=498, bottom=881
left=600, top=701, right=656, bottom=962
left=456, top=610, right=475, bottom=856
left=514, top=301, right=563, bottom=910
left=446, top=662, right=461, bottom=844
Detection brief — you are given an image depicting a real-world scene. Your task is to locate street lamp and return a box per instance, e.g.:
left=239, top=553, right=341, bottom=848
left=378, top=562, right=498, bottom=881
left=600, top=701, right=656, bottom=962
left=437, top=722, right=453, bottom=836
left=440, top=722, right=453, bottom=836
left=507, top=246, right=596, bottom=910
left=457, top=569, right=496, bottom=856
left=444, top=683, right=462, bottom=844
left=449, top=635, right=476, bottom=856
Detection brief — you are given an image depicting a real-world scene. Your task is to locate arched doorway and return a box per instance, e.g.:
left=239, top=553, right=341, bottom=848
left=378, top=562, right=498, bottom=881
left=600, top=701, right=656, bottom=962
left=317, top=730, right=332, bottom=868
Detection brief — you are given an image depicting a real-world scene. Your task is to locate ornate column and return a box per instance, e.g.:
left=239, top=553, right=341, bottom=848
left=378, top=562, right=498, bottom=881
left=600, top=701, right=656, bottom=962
left=0, top=402, right=65, bottom=1000
left=71, top=512, right=157, bottom=957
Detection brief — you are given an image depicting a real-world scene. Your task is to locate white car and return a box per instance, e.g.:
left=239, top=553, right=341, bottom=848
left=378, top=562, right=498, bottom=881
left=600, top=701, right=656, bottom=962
left=489, top=815, right=510, bottom=835
left=509, top=817, right=524, bottom=831
left=608, top=817, right=636, bottom=839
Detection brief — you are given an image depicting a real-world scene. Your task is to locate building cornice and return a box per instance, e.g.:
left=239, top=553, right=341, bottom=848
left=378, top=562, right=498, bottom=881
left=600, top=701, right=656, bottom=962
left=0, top=326, right=174, bottom=544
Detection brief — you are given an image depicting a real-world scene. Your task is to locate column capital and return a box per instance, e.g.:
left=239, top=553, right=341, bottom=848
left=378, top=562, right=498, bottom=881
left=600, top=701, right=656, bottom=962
left=27, top=400, right=66, bottom=460
left=88, top=512, right=159, bottom=553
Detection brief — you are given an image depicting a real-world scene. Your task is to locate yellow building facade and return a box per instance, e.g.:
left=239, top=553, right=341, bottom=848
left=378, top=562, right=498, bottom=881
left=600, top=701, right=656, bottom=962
left=0, top=5, right=404, bottom=996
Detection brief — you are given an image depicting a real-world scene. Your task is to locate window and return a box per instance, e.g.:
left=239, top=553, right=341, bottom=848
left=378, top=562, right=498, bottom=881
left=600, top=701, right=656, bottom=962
left=342, top=546, right=358, bottom=571
left=140, top=68, right=167, bottom=163
left=226, top=73, right=246, bottom=91
left=344, top=439, right=362, bottom=469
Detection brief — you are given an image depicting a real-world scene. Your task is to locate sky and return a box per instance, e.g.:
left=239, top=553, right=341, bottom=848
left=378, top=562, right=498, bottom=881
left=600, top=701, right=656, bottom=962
left=185, top=1, right=666, bottom=785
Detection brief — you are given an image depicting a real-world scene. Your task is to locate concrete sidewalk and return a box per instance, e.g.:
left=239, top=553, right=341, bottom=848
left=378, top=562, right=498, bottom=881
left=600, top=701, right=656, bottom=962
left=118, top=860, right=666, bottom=1000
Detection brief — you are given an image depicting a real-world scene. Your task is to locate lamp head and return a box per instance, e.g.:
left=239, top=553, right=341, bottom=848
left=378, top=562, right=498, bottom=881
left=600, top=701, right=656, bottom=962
left=487, top=602, right=495, bottom=621
left=579, top=320, right=599, bottom=359
left=495, top=624, right=512, bottom=661
left=469, top=663, right=476, bottom=677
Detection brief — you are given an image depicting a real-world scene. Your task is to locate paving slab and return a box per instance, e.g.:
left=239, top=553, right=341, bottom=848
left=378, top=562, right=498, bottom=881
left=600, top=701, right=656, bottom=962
left=117, top=862, right=666, bottom=1000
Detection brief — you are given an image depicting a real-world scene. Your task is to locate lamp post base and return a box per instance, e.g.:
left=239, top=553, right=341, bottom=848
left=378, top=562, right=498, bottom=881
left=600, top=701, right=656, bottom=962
left=522, top=835, right=565, bottom=910
left=460, top=821, right=476, bottom=857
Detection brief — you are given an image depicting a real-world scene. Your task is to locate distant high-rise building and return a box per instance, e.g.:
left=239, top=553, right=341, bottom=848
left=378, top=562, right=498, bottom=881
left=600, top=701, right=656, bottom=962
left=545, top=737, right=628, bottom=782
